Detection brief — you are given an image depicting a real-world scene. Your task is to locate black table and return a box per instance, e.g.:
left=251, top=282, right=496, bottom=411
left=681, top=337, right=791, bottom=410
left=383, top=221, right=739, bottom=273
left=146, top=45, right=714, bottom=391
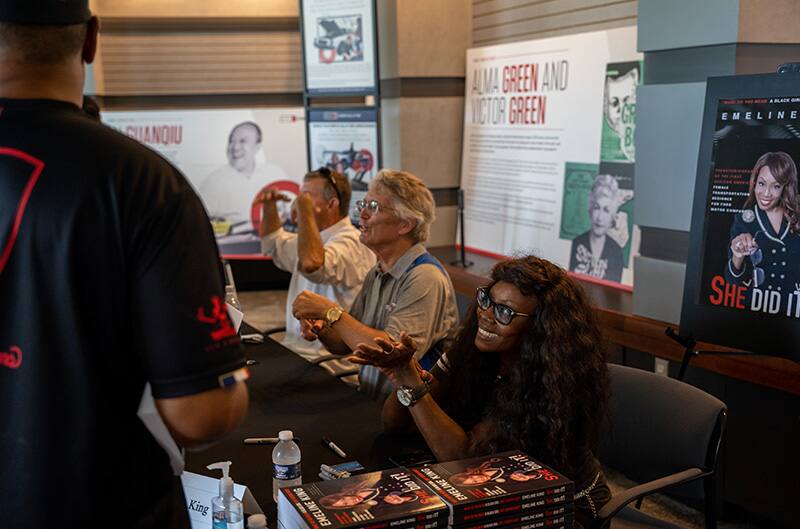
left=185, top=331, right=394, bottom=523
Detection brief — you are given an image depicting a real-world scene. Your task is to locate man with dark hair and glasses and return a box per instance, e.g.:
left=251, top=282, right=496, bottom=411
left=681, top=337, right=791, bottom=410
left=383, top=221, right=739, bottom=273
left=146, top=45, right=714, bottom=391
left=292, top=169, right=458, bottom=399
left=259, top=167, right=375, bottom=362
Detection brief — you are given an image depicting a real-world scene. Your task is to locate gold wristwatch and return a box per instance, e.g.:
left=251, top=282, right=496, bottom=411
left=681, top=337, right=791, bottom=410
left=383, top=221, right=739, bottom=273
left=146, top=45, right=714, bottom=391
left=325, top=305, right=344, bottom=327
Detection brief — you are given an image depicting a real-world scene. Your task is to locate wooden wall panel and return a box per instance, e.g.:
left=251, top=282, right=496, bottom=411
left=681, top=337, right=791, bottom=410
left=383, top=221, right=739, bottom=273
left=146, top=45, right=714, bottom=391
left=96, top=29, right=302, bottom=96
left=472, top=0, right=636, bottom=45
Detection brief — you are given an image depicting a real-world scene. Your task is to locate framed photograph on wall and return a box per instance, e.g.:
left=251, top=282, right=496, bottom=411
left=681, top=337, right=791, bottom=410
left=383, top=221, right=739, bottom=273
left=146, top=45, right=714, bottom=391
left=306, top=107, right=380, bottom=222
left=300, top=0, right=378, bottom=96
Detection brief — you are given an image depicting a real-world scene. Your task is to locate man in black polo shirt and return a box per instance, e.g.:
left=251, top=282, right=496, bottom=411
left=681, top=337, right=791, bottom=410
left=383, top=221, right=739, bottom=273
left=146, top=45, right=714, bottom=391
left=0, top=2, right=249, bottom=527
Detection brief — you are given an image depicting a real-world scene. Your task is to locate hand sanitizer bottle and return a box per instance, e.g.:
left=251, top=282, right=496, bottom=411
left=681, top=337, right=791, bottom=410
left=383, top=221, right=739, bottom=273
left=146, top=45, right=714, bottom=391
left=207, top=461, right=244, bottom=529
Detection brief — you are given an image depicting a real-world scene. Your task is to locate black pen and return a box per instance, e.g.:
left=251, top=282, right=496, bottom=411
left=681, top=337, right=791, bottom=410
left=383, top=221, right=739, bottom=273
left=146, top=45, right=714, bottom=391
left=322, top=436, right=347, bottom=458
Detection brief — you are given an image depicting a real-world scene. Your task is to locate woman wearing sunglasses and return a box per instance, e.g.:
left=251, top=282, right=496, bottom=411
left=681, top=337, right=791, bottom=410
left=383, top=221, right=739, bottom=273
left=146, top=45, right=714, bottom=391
left=349, top=255, right=610, bottom=528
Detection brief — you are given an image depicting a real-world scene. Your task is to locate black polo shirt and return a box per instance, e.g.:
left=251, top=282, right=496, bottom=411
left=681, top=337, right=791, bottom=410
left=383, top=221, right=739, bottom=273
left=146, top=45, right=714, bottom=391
left=0, top=99, right=246, bottom=528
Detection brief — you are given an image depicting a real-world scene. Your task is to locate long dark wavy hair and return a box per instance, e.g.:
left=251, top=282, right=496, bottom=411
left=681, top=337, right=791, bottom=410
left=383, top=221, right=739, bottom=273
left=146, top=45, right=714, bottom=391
left=743, top=151, right=800, bottom=233
left=443, top=256, right=609, bottom=480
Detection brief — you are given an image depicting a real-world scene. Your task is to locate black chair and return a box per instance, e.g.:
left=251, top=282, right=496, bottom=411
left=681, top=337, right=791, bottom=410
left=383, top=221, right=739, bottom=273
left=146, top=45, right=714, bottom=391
left=593, top=364, right=727, bottom=529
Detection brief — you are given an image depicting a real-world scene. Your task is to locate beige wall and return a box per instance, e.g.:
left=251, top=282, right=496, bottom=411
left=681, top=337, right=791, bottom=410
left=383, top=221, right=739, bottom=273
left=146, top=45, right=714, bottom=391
left=396, top=0, right=471, bottom=78
left=378, top=1, right=471, bottom=246
left=739, top=0, right=800, bottom=43
left=379, top=0, right=471, bottom=79
left=90, top=0, right=298, bottom=18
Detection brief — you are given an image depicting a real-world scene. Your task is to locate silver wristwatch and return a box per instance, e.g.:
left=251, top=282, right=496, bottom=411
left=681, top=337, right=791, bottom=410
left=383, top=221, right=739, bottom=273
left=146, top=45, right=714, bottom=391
left=396, top=383, right=430, bottom=407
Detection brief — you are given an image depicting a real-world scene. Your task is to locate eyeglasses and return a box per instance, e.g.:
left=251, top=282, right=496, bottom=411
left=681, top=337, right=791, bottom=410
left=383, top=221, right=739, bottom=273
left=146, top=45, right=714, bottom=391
left=476, top=287, right=531, bottom=326
left=355, top=199, right=394, bottom=215
left=750, top=248, right=765, bottom=287
left=316, top=167, right=342, bottom=204
left=749, top=231, right=764, bottom=287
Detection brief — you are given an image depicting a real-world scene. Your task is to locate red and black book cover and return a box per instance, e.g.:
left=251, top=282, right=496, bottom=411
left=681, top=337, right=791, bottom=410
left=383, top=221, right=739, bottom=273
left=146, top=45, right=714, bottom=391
left=458, top=503, right=573, bottom=528
left=460, top=511, right=573, bottom=529
left=411, top=451, right=574, bottom=525
left=277, top=468, right=448, bottom=529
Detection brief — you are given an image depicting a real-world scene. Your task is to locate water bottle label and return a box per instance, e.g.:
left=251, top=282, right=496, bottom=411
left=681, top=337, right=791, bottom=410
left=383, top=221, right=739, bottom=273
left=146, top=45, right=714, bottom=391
left=212, top=512, right=227, bottom=529
left=273, top=462, right=301, bottom=480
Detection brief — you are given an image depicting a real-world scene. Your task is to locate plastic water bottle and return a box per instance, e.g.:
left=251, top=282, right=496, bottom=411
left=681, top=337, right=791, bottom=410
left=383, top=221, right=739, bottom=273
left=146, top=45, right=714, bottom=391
left=272, top=430, right=302, bottom=501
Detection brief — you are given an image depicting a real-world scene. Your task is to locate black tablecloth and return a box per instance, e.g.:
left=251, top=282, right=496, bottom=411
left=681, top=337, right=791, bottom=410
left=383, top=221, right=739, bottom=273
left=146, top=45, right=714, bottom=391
left=185, top=330, right=394, bottom=522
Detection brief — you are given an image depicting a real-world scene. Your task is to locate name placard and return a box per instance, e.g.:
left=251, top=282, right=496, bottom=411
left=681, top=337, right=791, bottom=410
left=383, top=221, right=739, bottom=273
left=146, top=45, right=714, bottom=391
left=181, top=471, right=262, bottom=528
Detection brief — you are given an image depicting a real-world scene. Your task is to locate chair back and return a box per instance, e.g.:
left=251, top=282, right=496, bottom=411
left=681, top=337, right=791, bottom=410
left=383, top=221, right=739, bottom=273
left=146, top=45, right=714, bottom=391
left=599, top=364, right=727, bottom=500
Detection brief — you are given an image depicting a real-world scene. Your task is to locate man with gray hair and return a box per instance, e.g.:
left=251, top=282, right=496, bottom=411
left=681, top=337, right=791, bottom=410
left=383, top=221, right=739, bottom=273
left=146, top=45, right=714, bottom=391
left=292, top=169, right=458, bottom=399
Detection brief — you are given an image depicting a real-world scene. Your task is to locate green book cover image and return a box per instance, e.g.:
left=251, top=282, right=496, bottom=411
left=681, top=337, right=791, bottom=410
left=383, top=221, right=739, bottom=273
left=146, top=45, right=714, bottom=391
left=600, top=61, right=642, bottom=163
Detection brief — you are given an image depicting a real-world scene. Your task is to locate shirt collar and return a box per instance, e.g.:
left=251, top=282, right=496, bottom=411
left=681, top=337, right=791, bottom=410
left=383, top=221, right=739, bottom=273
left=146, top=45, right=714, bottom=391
left=380, top=243, right=427, bottom=279
left=754, top=206, right=790, bottom=243
left=319, top=216, right=352, bottom=244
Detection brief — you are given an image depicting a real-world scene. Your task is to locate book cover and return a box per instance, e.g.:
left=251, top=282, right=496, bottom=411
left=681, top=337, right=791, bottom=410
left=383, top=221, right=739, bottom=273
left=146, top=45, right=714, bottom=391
left=460, top=510, right=573, bottom=529
left=411, top=451, right=573, bottom=524
left=278, top=468, right=448, bottom=529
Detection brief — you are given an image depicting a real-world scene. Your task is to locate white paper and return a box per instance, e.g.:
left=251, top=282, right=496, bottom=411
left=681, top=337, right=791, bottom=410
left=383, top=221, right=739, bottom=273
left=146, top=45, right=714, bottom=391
left=137, top=383, right=185, bottom=475
left=226, top=302, right=244, bottom=332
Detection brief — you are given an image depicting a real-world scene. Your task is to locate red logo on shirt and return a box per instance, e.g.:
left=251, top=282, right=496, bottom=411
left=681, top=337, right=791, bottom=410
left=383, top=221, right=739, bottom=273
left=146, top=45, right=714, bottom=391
left=0, top=148, right=45, bottom=276
left=0, top=345, right=22, bottom=369
left=196, top=295, right=237, bottom=342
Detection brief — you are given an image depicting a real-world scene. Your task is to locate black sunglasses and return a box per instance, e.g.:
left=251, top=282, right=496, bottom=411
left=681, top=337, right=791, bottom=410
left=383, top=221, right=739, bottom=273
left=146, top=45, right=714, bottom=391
left=476, top=287, right=531, bottom=326
left=316, top=167, right=342, bottom=204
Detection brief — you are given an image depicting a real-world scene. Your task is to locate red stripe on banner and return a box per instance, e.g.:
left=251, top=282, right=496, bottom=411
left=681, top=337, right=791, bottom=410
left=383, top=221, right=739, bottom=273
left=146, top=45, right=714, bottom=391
left=0, top=148, right=45, bottom=276
left=461, top=245, right=509, bottom=261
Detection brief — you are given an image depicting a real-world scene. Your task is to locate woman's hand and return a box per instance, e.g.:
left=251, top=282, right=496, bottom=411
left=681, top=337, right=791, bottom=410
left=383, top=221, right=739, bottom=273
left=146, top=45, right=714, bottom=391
left=731, top=233, right=758, bottom=258
left=292, top=290, right=336, bottom=320
left=349, top=332, right=423, bottom=387
left=730, top=232, right=758, bottom=272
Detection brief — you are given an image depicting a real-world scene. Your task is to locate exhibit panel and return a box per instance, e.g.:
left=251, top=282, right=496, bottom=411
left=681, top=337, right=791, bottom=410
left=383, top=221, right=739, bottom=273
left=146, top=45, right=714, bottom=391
left=103, top=108, right=307, bottom=256
left=460, top=26, right=641, bottom=288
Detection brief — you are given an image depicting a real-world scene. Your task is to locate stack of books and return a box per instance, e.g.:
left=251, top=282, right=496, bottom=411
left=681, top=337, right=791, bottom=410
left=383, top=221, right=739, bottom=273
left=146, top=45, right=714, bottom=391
left=277, top=468, right=449, bottom=529
left=412, top=451, right=574, bottom=529
left=278, top=451, right=573, bottom=529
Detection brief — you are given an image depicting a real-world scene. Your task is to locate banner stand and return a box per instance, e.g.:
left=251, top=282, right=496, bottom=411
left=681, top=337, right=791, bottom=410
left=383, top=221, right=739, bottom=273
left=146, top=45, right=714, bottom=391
left=664, top=327, right=761, bottom=381
left=451, top=190, right=473, bottom=269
